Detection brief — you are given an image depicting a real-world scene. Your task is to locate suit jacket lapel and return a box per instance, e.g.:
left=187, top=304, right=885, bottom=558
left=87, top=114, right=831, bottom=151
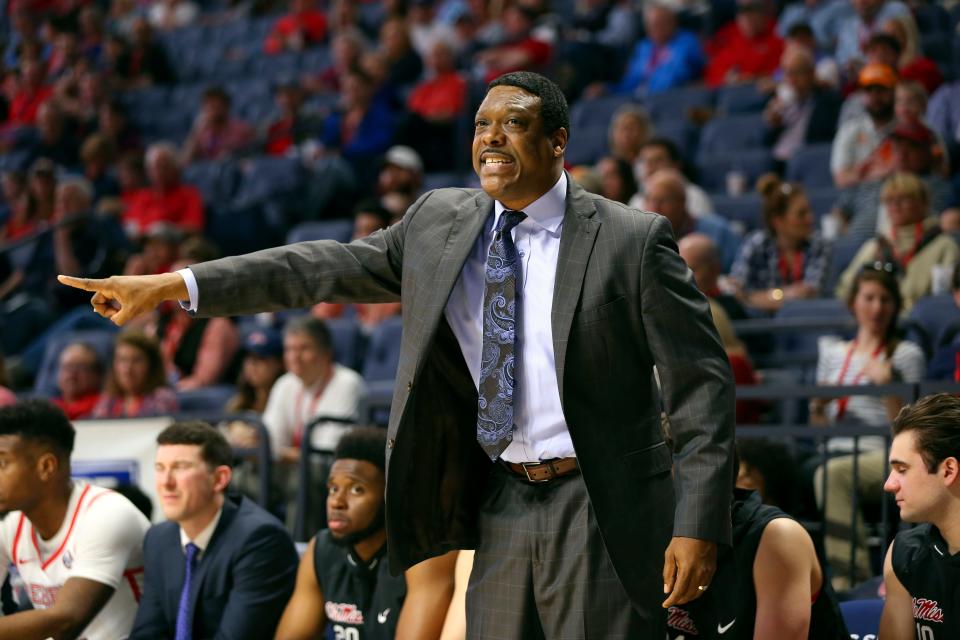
left=187, top=496, right=240, bottom=611
left=551, top=177, right=600, bottom=403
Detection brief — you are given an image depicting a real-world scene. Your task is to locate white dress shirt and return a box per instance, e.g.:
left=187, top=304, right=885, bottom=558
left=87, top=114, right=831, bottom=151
left=178, top=173, right=573, bottom=462
left=444, top=173, right=572, bottom=463
left=179, top=507, right=223, bottom=561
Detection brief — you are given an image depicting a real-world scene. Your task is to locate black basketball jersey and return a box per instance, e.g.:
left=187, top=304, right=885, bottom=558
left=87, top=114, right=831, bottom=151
left=313, top=530, right=407, bottom=640
left=892, top=523, right=960, bottom=639
left=667, top=489, right=848, bottom=639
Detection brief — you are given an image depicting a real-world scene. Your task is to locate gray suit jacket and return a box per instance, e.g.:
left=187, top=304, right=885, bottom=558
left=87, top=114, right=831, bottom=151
left=191, top=177, right=735, bottom=616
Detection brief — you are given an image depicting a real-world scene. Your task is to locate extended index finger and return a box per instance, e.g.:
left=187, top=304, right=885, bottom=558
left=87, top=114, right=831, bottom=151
left=57, top=275, right=107, bottom=292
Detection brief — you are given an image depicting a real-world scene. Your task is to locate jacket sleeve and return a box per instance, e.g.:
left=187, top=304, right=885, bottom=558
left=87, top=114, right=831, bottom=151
left=639, top=215, right=735, bottom=544
left=213, top=524, right=299, bottom=640
left=129, top=528, right=170, bottom=639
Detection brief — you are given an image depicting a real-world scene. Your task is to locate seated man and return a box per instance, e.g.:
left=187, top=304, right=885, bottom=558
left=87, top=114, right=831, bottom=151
left=0, top=400, right=150, bottom=638
left=122, top=142, right=205, bottom=239
left=276, top=426, right=456, bottom=639
left=667, top=451, right=849, bottom=639
left=131, top=421, right=298, bottom=638
left=881, top=393, right=960, bottom=638
left=53, top=341, right=105, bottom=419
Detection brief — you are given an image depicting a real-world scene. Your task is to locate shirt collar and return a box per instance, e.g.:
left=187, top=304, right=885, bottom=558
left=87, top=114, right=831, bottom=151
left=493, top=172, right=567, bottom=234
left=179, top=506, right=223, bottom=556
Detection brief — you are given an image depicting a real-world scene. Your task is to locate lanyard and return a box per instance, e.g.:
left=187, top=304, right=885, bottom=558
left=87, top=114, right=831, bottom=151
left=889, top=223, right=924, bottom=269
left=777, top=250, right=805, bottom=285
left=834, top=340, right=885, bottom=421
left=292, top=374, right=331, bottom=448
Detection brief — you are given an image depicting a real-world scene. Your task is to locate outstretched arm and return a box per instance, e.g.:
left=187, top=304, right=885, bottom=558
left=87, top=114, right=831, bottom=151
left=58, top=272, right=189, bottom=326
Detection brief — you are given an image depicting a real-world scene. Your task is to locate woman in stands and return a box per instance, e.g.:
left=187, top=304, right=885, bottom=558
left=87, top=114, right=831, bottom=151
left=730, top=174, right=831, bottom=312
left=92, top=330, right=178, bottom=418
left=810, top=266, right=926, bottom=589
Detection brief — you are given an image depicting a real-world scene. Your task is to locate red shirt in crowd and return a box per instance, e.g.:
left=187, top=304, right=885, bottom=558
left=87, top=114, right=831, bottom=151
left=407, top=71, right=467, bottom=120
left=7, top=84, right=52, bottom=126
left=900, top=58, right=943, bottom=96
left=122, top=184, right=205, bottom=237
left=482, top=38, right=552, bottom=84
left=264, top=10, right=327, bottom=55
left=53, top=392, right=101, bottom=420
left=705, top=19, right=783, bottom=88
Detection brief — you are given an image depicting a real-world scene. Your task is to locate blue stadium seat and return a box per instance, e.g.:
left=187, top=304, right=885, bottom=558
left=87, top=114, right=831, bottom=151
left=565, top=125, right=609, bottom=166
left=824, top=234, right=864, bottom=294
left=232, top=156, right=305, bottom=208
left=839, top=600, right=883, bottom=640
left=696, top=149, right=774, bottom=193
left=906, top=294, right=960, bottom=358
left=34, top=331, right=118, bottom=398
left=914, top=3, right=952, bottom=33
left=177, top=385, right=236, bottom=412
left=698, top=113, right=768, bottom=156
left=286, top=220, right=354, bottom=245
left=569, top=94, right=635, bottom=131
left=183, top=159, right=240, bottom=205
left=250, top=52, right=301, bottom=79
left=805, top=187, right=840, bottom=220
left=708, top=193, right=763, bottom=232
left=715, top=83, right=768, bottom=114
left=655, top=120, right=697, bottom=161
left=785, top=143, right=834, bottom=188
left=362, top=316, right=403, bottom=383
left=773, top=298, right=853, bottom=376
left=646, top=86, right=714, bottom=123
left=423, top=172, right=465, bottom=191
left=205, top=204, right=277, bottom=255
left=325, top=317, right=366, bottom=371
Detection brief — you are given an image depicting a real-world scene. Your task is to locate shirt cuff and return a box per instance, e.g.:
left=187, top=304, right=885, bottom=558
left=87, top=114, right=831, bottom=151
left=176, top=267, right=199, bottom=313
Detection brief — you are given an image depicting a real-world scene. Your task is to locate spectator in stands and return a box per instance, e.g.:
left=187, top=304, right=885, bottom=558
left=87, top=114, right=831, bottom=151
left=831, top=63, right=897, bottom=188
left=379, top=16, right=423, bottom=90
left=98, top=100, right=140, bottom=155
left=812, top=265, right=925, bottom=587
left=226, top=327, right=284, bottom=415
left=320, top=68, right=396, bottom=179
left=599, top=0, right=704, bottom=97
left=409, top=0, right=461, bottom=60
left=880, top=393, right=960, bottom=637
left=46, top=25, right=82, bottom=81
left=473, top=5, right=552, bottom=84
left=399, top=37, right=468, bottom=172
left=927, top=265, right=960, bottom=381
left=275, top=426, right=457, bottom=639
left=834, top=0, right=909, bottom=70
left=881, top=13, right=942, bottom=96
left=730, top=174, right=829, bottom=312
left=130, top=421, right=298, bottom=638
left=122, top=18, right=174, bottom=87
left=0, top=169, right=35, bottom=242
left=629, top=137, right=714, bottom=219
left=262, top=316, right=366, bottom=464
left=92, top=330, right=178, bottom=418
left=3, top=4, right=40, bottom=69
left=303, top=27, right=365, bottom=96
left=377, top=144, right=423, bottom=201
left=79, top=133, right=120, bottom=202
left=0, top=400, right=151, bottom=638
left=764, top=45, right=842, bottom=172
left=181, top=86, right=255, bottom=163
left=262, top=82, right=321, bottom=157
left=644, top=169, right=742, bottom=271
left=927, top=80, right=960, bottom=149
left=312, top=201, right=402, bottom=330
left=679, top=234, right=762, bottom=424
left=837, top=172, right=959, bottom=311
left=50, top=176, right=130, bottom=310
left=52, top=341, right=104, bottom=419
left=606, top=105, right=652, bottom=184
left=776, top=0, right=852, bottom=52
left=123, top=142, right=205, bottom=238
left=78, top=6, right=106, bottom=64
left=779, top=22, right=840, bottom=90
left=5, top=58, right=52, bottom=128
left=895, top=81, right=946, bottom=169
left=26, top=156, right=56, bottom=226
left=17, top=100, right=80, bottom=170
left=705, top=0, right=784, bottom=88
left=116, top=150, right=147, bottom=206
left=152, top=239, right=240, bottom=391
left=147, top=0, right=199, bottom=32
left=123, top=222, right=182, bottom=277
left=54, top=69, right=109, bottom=135
left=596, top=155, right=637, bottom=205
left=0, top=352, right=15, bottom=407
left=837, top=34, right=903, bottom=125
left=264, top=0, right=328, bottom=55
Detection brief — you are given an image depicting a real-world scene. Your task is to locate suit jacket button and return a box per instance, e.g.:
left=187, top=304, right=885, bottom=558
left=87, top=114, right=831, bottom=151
left=406, top=381, right=412, bottom=392
left=387, top=438, right=396, bottom=449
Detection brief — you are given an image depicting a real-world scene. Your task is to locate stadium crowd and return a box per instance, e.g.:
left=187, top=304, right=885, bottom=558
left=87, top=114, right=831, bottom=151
left=2, top=0, right=960, bottom=635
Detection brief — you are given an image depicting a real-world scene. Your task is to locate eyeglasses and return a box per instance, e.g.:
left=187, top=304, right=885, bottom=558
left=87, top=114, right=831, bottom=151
left=862, top=261, right=898, bottom=274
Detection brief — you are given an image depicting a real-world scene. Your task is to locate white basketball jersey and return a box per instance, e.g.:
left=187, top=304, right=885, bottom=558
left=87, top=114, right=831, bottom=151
left=0, top=482, right=150, bottom=640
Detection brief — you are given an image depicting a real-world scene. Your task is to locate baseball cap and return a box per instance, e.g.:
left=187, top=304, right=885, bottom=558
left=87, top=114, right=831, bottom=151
left=858, top=63, right=897, bottom=89
left=384, top=145, right=424, bottom=174
left=891, top=121, right=936, bottom=146
left=242, top=328, right=283, bottom=358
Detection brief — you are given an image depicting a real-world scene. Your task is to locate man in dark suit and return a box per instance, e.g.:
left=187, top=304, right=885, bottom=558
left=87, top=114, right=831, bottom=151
left=61, top=71, right=735, bottom=637
left=130, top=421, right=298, bottom=639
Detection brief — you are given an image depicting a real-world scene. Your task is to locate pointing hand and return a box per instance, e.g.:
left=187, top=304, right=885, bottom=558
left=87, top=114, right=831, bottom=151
left=57, top=273, right=190, bottom=326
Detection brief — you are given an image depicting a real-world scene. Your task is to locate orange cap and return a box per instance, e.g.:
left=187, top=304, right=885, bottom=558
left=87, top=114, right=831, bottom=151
left=858, top=63, right=897, bottom=89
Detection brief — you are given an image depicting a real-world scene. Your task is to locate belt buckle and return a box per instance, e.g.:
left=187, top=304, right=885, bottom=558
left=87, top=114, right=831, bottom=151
left=521, top=461, right=552, bottom=483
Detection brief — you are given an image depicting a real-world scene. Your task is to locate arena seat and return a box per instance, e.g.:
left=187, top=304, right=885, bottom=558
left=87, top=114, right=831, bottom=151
left=838, top=599, right=883, bottom=639
left=785, top=143, right=834, bottom=189
left=361, top=316, right=403, bottom=383
left=709, top=193, right=763, bottom=232
left=646, top=85, right=714, bottom=123
left=325, top=317, right=366, bottom=371
left=715, top=83, right=768, bottom=114
left=177, top=385, right=237, bottom=412
left=698, top=113, right=768, bottom=156
left=906, top=294, right=960, bottom=359
left=285, top=220, right=354, bottom=245
left=696, top=149, right=774, bottom=193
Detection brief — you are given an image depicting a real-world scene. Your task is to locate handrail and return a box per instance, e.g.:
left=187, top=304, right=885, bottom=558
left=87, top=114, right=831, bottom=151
left=294, top=414, right=358, bottom=542
left=730, top=316, right=856, bottom=335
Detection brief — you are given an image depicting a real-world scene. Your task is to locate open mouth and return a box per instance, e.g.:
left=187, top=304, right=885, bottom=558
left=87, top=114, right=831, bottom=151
left=480, top=152, right=514, bottom=167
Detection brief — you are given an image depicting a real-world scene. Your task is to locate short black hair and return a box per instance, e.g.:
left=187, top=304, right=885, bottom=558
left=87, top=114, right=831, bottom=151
left=0, top=400, right=75, bottom=458
left=353, top=198, right=392, bottom=229
left=893, top=393, right=960, bottom=473
left=641, top=137, right=682, bottom=164
left=488, top=71, right=570, bottom=136
left=202, top=85, right=231, bottom=106
left=866, top=33, right=902, bottom=57
left=157, top=421, right=233, bottom=469
left=334, top=426, right=387, bottom=473
left=786, top=22, right=814, bottom=39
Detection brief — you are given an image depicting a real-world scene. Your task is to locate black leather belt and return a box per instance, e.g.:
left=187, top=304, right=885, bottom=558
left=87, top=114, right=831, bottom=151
left=502, top=457, right=579, bottom=483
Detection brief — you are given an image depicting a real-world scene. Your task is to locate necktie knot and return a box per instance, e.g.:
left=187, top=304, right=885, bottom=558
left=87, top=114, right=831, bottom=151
left=496, top=210, right=526, bottom=236
left=185, top=542, right=199, bottom=563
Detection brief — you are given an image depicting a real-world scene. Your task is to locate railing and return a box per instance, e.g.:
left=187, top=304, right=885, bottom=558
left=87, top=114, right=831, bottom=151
left=294, top=414, right=358, bottom=542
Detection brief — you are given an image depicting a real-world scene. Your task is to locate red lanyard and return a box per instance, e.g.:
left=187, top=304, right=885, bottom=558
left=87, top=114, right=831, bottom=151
left=834, top=340, right=885, bottom=421
left=292, top=385, right=325, bottom=448
left=889, top=223, right=924, bottom=268
left=777, top=250, right=805, bottom=285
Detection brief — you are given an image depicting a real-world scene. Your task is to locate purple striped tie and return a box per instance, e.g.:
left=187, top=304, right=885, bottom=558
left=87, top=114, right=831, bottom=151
left=175, top=542, right=199, bottom=640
